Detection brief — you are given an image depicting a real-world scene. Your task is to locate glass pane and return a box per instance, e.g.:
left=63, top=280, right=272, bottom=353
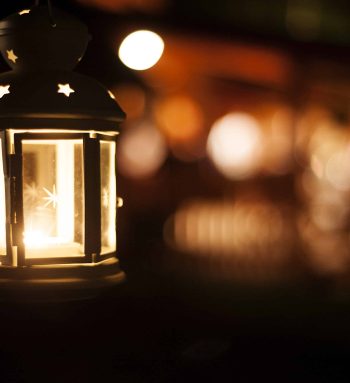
left=22, top=139, right=84, bottom=258
left=0, top=139, right=6, bottom=254
left=100, top=141, right=116, bottom=254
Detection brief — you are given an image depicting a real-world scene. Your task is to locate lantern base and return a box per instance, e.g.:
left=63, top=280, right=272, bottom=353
left=0, top=257, right=125, bottom=301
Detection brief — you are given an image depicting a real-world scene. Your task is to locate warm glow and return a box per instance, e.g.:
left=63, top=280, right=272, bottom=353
left=100, top=141, right=117, bottom=253
left=118, top=30, right=164, bottom=70
left=22, top=139, right=83, bottom=258
left=118, top=122, right=167, bottom=179
left=23, top=231, right=66, bottom=248
left=207, top=113, right=262, bottom=179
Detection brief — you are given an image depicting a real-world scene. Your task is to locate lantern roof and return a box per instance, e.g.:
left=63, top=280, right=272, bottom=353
left=0, top=71, right=126, bottom=124
left=0, top=5, right=126, bottom=126
left=0, top=5, right=89, bottom=72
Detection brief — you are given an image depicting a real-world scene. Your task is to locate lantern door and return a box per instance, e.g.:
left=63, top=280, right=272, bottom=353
left=13, top=133, right=87, bottom=265
left=99, top=135, right=117, bottom=257
left=0, top=133, right=7, bottom=259
left=11, top=132, right=118, bottom=266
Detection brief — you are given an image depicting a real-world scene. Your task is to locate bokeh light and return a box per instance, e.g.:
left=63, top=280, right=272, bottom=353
left=111, top=83, right=146, bottom=120
left=207, top=112, right=263, bottom=179
left=296, top=108, right=350, bottom=276
left=118, top=122, right=167, bottom=179
left=164, top=199, right=293, bottom=281
left=263, top=107, right=294, bottom=175
left=154, top=95, right=205, bottom=161
left=118, top=30, right=164, bottom=71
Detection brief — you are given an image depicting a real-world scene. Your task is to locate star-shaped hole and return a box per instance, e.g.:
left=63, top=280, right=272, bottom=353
left=57, top=83, right=75, bottom=97
left=7, top=49, right=18, bottom=64
left=0, top=85, right=10, bottom=99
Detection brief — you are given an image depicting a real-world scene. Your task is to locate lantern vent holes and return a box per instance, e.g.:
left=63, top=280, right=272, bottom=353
left=0, top=85, right=10, bottom=99
left=18, top=9, right=31, bottom=16
left=108, top=90, right=116, bottom=100
left=57, top=83, right=75, bottom=97
left=7, top=50, right=18, bottom=64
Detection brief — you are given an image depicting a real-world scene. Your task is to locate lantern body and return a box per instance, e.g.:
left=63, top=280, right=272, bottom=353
left=0, top=6, right=126, bottom=295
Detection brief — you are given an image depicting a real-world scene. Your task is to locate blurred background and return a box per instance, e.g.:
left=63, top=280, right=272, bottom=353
left=1, top=0, right=350, bottom=381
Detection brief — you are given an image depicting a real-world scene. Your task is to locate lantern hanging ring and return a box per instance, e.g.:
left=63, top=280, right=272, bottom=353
left=34, top=0, right=56, bottom=27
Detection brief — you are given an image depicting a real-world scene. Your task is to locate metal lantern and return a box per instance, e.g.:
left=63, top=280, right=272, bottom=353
left=0, top=3, right=125, bottom=297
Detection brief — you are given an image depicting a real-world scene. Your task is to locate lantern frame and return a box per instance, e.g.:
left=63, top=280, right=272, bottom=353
left=0, top=4, right=126, bottom=297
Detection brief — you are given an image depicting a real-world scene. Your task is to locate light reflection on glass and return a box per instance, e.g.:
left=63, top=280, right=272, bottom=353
left=22, top=140, right=84, bottom=258
left=100, top=141, right=117, bottom=254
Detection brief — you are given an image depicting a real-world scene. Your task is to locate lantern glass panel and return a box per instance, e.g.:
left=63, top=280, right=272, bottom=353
left=22, top=139, right=84, bottom=258
left=100, top=140, right=117, bottom=254
left=0, top=139, right=5, bottom=254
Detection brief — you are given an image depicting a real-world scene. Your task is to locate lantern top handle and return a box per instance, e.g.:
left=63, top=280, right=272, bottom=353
left=34, top=0, right=56, bottom=27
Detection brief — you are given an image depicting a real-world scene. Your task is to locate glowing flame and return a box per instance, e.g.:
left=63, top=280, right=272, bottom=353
left=23, top=231, right=66, bottom=248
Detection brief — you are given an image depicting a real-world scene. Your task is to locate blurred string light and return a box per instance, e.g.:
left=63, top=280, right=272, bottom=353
left=118, top=30, right=164, bottom=71
left=207, top=112, right=263, bottom=179
left=164, top=200, right=293, bottom=273
left=117, top=122, right=167, bottom=179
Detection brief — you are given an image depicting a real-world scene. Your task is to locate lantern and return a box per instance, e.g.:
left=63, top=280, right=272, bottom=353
left=0, top=3, right=126, bottom=297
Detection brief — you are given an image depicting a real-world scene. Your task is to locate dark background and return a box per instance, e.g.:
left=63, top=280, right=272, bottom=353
left=1, top=0, right=350, bottom=382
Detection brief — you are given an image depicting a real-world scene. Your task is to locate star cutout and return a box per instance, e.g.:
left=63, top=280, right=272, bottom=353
left=0, top=85, right=10, bottom=99
left=58, top=83, right=75, bottom=97
left=43, top=185, right=59, bottom=208
left=18, top=9, right=31, bottom=15
left=7, top=49, right=18, bottom=64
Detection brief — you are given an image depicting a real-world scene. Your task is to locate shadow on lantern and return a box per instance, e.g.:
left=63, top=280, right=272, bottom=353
left=0, top=3, right=126, bottom=300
